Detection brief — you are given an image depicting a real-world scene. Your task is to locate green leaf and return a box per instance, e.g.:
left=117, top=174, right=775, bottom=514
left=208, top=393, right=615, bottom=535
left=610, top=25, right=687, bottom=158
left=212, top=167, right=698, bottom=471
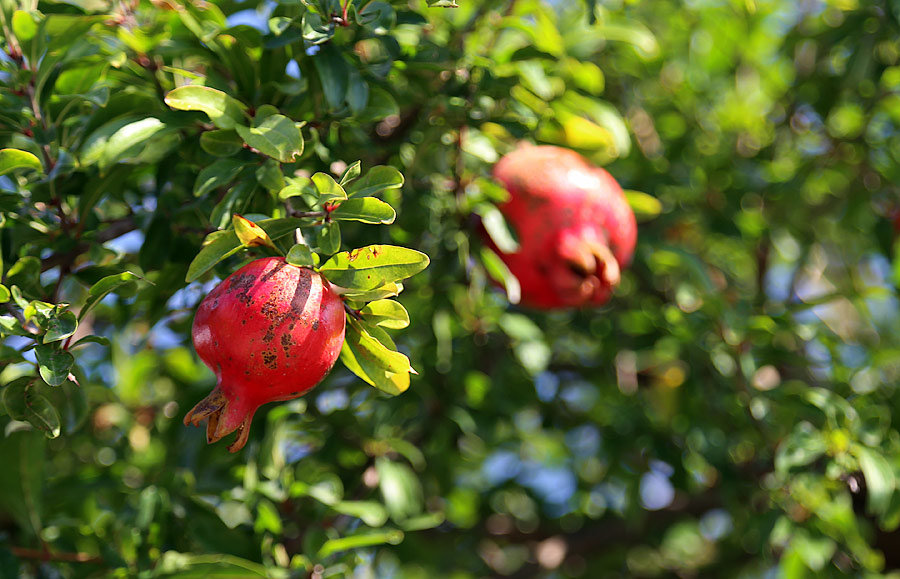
left=313, top=43, right=349, bottom=110
left=12, top=10, right=38, bottom=42
left=233, top=214, right=278, bottom=250
left=339, top=160, right=362, bottom=185
left=311, top=172, right=348, bottom=202
left=200, top=129, right=244, bottom=156
left=347, top=166, right=404, bottom=197
left=320, top=245, right=429, bottom=291
left=480, top=247, right=521, bottom=305
left=377, top=457, right=424, bottom=521
left=235, top=114, right=303, bottom=162
left=332, top=198, right=396, bottom=224
left=164, top=85, right=248, bottom=129
left=341, top=282, right=403, bottom=302
left=0, top=315, right=30, bottom=337
left=194, top=159, right=247, bottom=198
left=0, top=149, right=43, bottom=176
left=624, top=190, right=662, bottom=221
left=476, top=204, right=519, bottom=253
left=79, top=272, right=140, bottom=322
left=255, top=159, right=285, bottom=192
left=0, top=426, right=45, bottom=534
left=34, top=344, right=75, bottom=387
left=790, top=528, right=836, bottom=572
left=401, top=512, right=445, bottom=532
left=317, top=222, right=341, bottom=255
left=286, top=244, right=315, bottom=267
left=155, top=552, right=272, bottom=577
left=854, top=444, right=896, bottom=517
left=185, top=218, right=304, bottom=282
left=330, top=500, right=389, bottom=527
left=775, top=422, right=827, bottom=473
left=0, top=285, right=9, bottom=304
left=347, top=69, right=370, bottom=114
left=317, top=529, right=404, bottom=558
left=360, top=299, right=409, bottom=329
left=340, top=318, right=414, bottom=395
left=43, top=311, right=77, bottom=343
left=99, top=117, right=167, bottom=171
left=69, top=335, right=110, bottom=349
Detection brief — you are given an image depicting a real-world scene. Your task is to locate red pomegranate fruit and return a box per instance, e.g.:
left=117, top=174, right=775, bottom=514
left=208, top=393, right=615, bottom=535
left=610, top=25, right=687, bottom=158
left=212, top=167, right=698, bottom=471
left=489, top=145, right=637, bottom=309
left=185, top=257, right=345, bottom=452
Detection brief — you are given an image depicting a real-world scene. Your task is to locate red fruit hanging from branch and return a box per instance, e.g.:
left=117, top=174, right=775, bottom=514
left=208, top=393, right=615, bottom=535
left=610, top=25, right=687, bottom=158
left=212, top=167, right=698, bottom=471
left=185, top=257, right=346, bottom=452
left=489, top=145, right=637, bottom=309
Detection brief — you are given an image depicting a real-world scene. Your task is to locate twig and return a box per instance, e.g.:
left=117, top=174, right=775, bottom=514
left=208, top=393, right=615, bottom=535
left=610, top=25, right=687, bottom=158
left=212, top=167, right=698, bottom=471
left=10, top=546, right=103, bottom=565
left=40, top=216, right=137, bottom=272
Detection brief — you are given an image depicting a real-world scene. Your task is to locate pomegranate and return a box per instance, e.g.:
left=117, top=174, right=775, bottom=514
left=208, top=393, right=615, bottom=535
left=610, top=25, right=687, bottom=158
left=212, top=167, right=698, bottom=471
left=184, top=257, right=345, bottom=452
left=489, top=145, right=637, bottom=309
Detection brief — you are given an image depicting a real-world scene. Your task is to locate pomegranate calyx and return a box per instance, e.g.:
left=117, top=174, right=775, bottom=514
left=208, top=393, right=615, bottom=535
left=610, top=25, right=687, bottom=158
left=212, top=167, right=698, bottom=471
left=183, top=387, right=257, bottom=453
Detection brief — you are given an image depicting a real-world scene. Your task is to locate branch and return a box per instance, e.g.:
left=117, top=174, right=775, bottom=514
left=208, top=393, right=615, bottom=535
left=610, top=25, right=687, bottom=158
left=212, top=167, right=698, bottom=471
left=40, top=217, right=137, bottom=272
left=10, top=546, right=102, bottom=565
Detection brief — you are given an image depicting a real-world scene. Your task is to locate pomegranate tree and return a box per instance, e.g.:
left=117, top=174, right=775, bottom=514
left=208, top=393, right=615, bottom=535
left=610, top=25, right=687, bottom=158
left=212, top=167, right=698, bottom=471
left=489, top=145, right=637, bottom=309
left=185, top=257, right=345, bottom=452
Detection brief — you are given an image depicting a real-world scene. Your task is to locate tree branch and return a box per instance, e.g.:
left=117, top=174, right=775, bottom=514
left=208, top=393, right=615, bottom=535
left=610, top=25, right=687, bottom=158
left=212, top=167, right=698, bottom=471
left=10, top=546, right=102, bottom=565
left=40, top=217, right=137, bottom=272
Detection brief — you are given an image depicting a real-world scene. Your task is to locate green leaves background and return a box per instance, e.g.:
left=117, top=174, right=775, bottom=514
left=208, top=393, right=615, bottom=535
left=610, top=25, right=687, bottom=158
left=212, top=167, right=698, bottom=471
left=2, top=0, right=900, bottom=577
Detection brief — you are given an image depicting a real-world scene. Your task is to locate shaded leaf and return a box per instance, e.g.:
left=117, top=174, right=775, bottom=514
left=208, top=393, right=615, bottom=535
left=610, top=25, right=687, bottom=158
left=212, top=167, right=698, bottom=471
left=286, top=244, right=314, bottom=267
left=43, top=311, right=77, bottom=343
left=34, top=344, right=75, bottom=387
left=200, top=130, right=244, bottom=157
left=194, top=159, right=247, bottom=198
left=855, top=444, right=896, bottom=517
left=79, top=272, right=140, bottom=321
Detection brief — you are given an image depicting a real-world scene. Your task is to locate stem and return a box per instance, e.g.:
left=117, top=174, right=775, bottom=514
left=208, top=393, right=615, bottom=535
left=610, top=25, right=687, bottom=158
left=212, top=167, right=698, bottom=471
left=290, top=210, right=326, bottom=219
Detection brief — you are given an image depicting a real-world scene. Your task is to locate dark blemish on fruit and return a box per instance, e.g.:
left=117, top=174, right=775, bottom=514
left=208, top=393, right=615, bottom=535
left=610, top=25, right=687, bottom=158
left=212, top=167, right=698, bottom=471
left=244, top=370, right=250, bottom=375
left=242, top=319, right=246, bottom=325
left=263, top=327, right=275, bottom=343
left=312, top=320, right=319, bottom=331
left=261, top=300, right=279, bottom=321
left=213, top=299, right=219, bottom=308
left=229, top=273, right=258, bottom=305
left=262, top=350, right=278, bottom=369
left=280, top=333, right=295, bottom=355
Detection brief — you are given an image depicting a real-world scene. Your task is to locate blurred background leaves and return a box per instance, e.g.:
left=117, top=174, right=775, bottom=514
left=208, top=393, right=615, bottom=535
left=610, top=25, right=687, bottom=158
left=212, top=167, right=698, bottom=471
left=2, top=0, right=900, bottom=577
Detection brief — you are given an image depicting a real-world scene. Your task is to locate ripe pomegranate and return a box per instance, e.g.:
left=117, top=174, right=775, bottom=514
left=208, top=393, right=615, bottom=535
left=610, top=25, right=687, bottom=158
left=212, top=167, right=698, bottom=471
left=489, top=145, right=637, bottom=309
left=184, top=257, right=345, bottom=452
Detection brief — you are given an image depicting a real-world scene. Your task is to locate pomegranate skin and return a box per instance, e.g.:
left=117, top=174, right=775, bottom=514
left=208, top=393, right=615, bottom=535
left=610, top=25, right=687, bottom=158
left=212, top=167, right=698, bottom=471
left=185, top=257, right=345, bottom=452
left=490, top=145, right=637, bottom=309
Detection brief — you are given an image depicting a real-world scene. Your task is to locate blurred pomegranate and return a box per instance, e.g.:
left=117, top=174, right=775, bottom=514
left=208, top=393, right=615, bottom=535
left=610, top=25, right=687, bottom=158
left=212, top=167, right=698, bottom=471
left=489, top=145, right=637, bottom=309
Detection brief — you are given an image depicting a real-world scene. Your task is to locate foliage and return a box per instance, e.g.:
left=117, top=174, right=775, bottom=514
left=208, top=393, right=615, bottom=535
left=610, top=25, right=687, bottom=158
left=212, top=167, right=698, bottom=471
left=1, top=0, right=900, bottom=577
